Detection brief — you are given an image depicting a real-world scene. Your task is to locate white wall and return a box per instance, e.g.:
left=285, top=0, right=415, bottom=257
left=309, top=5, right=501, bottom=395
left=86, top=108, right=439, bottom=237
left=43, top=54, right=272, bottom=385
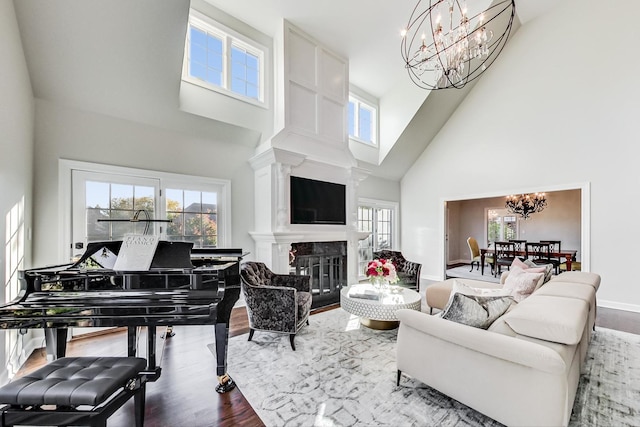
left=0, top=0, right=35, bottom=381
left=401, top=0, right=640, bottom=311
left=32, top=100, right=256, bottom=266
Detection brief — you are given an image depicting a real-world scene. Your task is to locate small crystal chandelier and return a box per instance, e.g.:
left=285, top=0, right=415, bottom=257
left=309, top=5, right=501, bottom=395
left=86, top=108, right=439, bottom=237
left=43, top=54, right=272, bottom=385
left=401, top=0, right=516, bottom=90
left=505, top=193, right=547, bottom=220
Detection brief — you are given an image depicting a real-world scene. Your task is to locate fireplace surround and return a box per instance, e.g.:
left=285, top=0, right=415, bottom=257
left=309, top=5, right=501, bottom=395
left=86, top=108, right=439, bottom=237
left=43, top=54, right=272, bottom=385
left=290, top=241, right=347, bottom=308
left=248, top=21, right=370, bottom=299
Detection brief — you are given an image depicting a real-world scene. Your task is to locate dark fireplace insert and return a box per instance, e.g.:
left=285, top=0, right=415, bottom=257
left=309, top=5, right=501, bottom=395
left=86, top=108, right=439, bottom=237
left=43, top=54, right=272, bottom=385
left=289, top=241, right=347, bottom=309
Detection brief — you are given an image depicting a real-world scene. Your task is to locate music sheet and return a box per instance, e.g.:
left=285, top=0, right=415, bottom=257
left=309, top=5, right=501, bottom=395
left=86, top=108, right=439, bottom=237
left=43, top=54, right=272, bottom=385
left=113, top=234, right=160, bottom=271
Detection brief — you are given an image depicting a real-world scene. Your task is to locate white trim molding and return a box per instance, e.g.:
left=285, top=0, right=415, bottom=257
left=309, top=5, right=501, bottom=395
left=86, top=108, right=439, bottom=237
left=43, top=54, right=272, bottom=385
left=438, top=182, right=591, bottom=282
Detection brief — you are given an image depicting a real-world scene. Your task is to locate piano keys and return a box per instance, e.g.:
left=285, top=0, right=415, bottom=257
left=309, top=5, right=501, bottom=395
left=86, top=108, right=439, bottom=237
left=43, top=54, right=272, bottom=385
left=0, top=240, right=245, bottom=393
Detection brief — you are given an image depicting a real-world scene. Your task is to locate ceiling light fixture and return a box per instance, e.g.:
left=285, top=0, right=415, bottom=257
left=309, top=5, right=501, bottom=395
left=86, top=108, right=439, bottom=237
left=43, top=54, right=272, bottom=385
left=401, top=0, right=516, bottom=90
left=505, top=193, right=547, bottom=220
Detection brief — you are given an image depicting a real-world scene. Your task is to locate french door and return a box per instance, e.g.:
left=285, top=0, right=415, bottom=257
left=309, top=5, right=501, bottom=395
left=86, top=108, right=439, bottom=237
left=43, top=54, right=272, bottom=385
left=486, top=208, right=518, bottom=245
left=357, top=200, right=398, bottom=279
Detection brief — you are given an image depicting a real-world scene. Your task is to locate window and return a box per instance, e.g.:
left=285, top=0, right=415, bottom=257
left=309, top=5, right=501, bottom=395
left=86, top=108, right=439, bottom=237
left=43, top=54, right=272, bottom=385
left=184, top=10, right=264, bottom=104
left=357, top=200, right=398, bottom=278
left=5, top=197, right=24, bottom=304
left=487, top=208, right=518, bottom=244
left=63, top=161, right=231, bottom=261
left=166, top=189, right=218, bottom=247
left=5, top=197, right=25, bottom=378
left=84, top=181, right=157, bottom=240
left=348, top=95, right=377, bottom=145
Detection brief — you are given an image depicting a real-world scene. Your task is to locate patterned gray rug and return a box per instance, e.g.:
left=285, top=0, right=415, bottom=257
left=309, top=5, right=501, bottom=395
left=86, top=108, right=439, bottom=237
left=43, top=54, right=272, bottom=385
left=210, top=308, right=640, bottom=426
left=446, top=265, right=500, bottom=283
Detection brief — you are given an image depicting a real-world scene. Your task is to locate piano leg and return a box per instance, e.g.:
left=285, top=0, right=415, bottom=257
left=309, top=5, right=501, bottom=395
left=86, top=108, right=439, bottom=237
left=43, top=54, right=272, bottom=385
left=127, top=326, right=162, bottom=381
left=147, top=326, right=156, bottom=371
left=214, top=322, right=235, bottom=393
left=44, top=328, right=68, bottom=361
left=127, top=326, right=137, bottom=357
left=213, top=285, right=240, bottom=393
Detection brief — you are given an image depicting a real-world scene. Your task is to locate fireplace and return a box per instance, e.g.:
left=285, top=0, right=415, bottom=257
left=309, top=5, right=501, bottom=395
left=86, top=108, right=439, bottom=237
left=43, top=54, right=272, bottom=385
left=289, top=241, right=347, bottom=308
left=247, top=21, right=370, bottom=292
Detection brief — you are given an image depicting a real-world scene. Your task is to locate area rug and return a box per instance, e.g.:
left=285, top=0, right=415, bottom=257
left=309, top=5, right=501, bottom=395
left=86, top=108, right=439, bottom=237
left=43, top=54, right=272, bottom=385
left=445, top=265, right=500, bottom=284
left=210, top=309, right=640, bottom=427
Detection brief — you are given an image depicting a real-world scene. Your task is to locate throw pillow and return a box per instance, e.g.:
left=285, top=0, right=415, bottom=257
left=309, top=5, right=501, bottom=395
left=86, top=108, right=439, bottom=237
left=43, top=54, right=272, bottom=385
left=440, top=280, right=510, bottom=313
left=502, top=266, right=544, bottom=302
left=513, top=257, right=553, bottom=284
left=452, top=280, right=510, bottom=297
left=441, top=293, right=514, bottom=329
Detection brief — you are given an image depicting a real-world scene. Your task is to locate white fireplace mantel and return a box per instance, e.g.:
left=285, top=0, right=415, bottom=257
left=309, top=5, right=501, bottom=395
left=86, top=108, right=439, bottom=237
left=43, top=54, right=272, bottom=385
left=247, top=20, right=370, bottom=287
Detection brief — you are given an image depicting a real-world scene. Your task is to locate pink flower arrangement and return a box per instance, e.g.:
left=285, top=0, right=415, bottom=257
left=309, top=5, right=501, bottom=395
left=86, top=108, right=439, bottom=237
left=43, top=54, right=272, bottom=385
left=365, top=258, right=399, bottom=284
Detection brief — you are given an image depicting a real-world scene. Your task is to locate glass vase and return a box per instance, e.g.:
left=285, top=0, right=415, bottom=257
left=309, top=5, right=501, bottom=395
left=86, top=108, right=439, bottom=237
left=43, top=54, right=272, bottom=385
left=370, top=276, right=390, bottom=293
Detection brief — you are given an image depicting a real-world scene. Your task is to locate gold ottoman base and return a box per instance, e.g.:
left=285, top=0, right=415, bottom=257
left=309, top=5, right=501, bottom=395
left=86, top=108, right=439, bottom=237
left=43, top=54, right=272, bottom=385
left=360, top=318, right=399, bottom=330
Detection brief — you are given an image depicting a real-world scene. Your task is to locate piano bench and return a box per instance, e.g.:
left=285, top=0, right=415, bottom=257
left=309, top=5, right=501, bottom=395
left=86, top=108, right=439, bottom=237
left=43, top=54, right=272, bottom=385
left=0, top=356, right=147, bottom=427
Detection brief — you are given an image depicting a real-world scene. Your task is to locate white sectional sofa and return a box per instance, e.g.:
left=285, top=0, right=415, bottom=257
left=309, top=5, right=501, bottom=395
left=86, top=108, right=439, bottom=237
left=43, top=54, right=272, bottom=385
left=396, top=271, right=600, bottom=427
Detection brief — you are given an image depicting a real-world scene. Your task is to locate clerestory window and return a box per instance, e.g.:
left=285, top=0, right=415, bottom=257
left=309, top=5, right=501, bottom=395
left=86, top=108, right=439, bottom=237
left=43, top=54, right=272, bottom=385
left=348, top=95, right=377, bottom=145
left=183, top=9, right=265, bottom=105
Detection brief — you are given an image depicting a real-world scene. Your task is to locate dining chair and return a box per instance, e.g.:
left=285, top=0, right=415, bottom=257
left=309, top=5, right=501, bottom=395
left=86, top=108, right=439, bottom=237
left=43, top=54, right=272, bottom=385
left=525, top=242, right=561, bottom=274
left=493, top=241, right=516, bottom=277
left=539, top=240, right=562, bottom=274
left=508, top=239, right=527, bottom=251
left=467, top=237, right=493, bottom=275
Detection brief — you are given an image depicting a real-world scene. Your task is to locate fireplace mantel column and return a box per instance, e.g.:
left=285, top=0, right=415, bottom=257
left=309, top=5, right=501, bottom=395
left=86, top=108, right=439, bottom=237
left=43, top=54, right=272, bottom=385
left=275, top=163, right=291, bottom=231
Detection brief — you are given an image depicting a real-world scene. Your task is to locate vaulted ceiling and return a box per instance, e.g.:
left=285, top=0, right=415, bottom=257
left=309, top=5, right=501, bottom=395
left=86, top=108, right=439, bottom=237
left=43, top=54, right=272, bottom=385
left=13, top=0, right=562, bottom=180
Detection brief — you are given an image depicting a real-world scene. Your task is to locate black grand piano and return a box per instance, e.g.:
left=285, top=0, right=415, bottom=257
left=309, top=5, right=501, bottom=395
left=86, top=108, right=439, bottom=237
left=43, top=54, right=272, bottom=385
left=0, top=240, right=244, bottom=393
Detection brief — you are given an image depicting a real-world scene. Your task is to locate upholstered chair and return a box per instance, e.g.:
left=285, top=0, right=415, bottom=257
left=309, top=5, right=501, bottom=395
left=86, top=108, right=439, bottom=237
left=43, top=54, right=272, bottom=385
left=467, top=237, right=493, bottom=274
left=239, top=262, right=312, bottom=351
left=372, top=250, right=421, bottom=290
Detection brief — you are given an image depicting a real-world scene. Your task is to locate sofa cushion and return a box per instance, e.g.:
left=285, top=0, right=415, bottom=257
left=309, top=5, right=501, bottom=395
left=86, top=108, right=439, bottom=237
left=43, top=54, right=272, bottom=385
left=486, top=314, right=517, bottom=336
left=502, top=295, right=588, bottom=345
left=534, top=282, right=596, bottom=309
left=441, top=293, right=514, bottom=329
left=425, top=278, right=502, bottom=311
left=549, top=271, right=601, bottom=291
left=502, top=267, right=544, bottom=302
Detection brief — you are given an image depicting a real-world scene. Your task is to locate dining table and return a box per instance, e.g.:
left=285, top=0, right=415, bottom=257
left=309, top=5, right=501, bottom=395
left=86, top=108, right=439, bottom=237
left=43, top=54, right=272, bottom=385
left=480, top=247, right=578, bottom=275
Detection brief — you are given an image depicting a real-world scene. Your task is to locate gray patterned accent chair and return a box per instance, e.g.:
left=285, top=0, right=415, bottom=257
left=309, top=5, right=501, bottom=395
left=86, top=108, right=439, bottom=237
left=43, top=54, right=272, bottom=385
left=372, top=250, right=421, bottom=290
left=240, top=262, right=312, bottom=351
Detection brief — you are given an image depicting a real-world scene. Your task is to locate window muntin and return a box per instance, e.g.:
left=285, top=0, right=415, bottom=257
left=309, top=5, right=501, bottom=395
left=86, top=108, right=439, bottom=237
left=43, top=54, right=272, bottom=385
left=68, top=163, right=230, bottom=260
left=487, top=208, right=519, bottom=244
left=189, top=26, right=223, bottom=86
left=166, top=189, right=218, bottom=247
left=85, top=181, right=156, bottom=240
left=348, top=96, right=377, bottom=145
left=184, top=11, right=264, bottom=104
left=230, top=45, right=260, bottom=99
left=357, top=201, right=397, bottom=278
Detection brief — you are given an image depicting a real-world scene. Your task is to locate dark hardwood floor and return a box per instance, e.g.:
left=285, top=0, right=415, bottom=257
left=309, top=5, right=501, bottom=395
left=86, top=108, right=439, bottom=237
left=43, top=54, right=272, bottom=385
left=13, top=304, right=640, bottom=426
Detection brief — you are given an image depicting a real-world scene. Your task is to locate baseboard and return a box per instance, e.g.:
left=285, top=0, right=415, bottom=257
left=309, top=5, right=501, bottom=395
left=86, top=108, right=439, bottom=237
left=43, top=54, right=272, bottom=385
left=421, top=273, right=446, bottom=283
left=598, top=299, right=640, bottom=314
left=1, top=335, right=42, bottom=384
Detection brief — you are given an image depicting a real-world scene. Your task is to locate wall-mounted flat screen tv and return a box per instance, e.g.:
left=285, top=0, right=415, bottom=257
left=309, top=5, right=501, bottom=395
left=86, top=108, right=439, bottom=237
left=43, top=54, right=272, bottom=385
left=290, top=176, right=346, bottom=225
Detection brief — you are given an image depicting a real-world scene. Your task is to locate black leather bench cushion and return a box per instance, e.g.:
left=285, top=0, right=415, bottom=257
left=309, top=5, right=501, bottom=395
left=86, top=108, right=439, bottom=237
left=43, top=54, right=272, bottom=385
left=0, top=357, right=146, bottom=406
